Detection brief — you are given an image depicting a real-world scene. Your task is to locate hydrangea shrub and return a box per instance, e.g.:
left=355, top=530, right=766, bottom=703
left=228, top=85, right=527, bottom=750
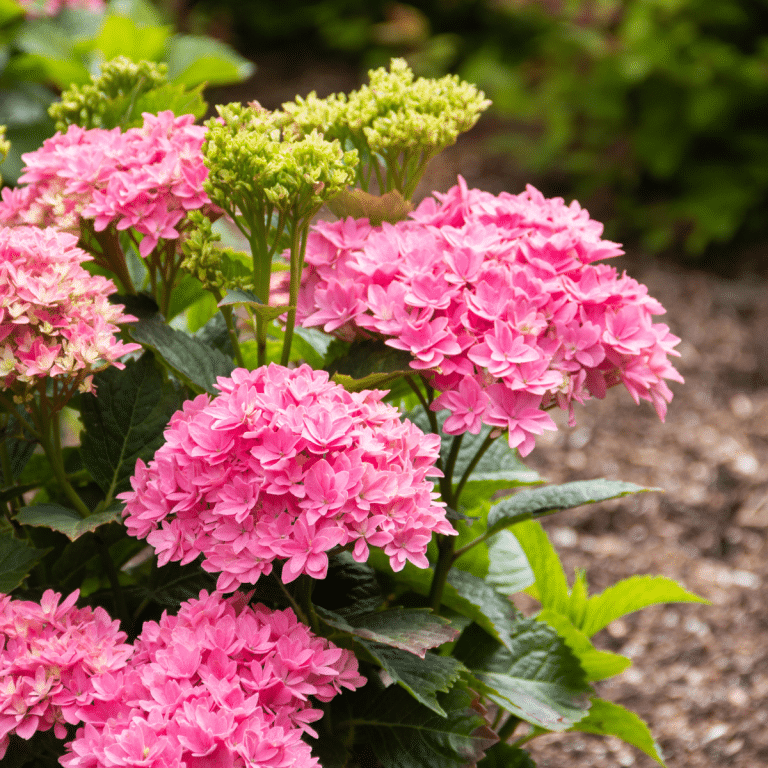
left=0, top=58, right=705, bottom=768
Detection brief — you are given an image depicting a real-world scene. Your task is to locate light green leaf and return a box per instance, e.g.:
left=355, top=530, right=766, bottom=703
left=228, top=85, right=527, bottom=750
left=95, top=14, right=171, bottom=63
left=358, top=641, right=466, bottom=715
left=0, top=533, right=49, bottom=592
left=570, top=698, right=666, bottom=765
left=16, top=503, right=121, bottom=542
left=79, top=353, right=180, bottom=498
left=455, top=620, right=591, bottom=731
left=352, top=685, right=498, bottom=768
left=579, top=575, right=708, bottom=638
left=332, top=370, right=410, bottom=393
left=486, top=529, right=535, bottom=595
left=487, top=479, right=654, bottom=538
left=165, top=34, right=254, bottom=86
left=292, top=326, right=333, bottom=368
left=15, top=20, right=90, bottom=87
left=537, top=609, right=631, bottom=682
left=317, top=606, right=457, bottom=657
left=129, top=317, right=235, bottom=394
left=510, top=519, right=570, bottom=614
left=0, top=0, right=23, bottom=26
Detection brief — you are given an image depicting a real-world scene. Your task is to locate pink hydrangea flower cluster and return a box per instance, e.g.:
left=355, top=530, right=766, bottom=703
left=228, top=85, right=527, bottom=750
left=120, top=364, right=452, bottom=592
left=17, top=0, right=104, bottom=17
left=297, top=177, right=683, bottom=456
left=0, top=111, right=210, bottom=257
left=0, top=589, right=133, bottom=759
left=0, top=226, right=140, bottom=399
left=62, top=590, right=366, bottom=768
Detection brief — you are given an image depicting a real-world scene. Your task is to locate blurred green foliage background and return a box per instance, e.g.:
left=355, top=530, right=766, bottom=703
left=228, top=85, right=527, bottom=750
left=182, top=0, right=768, bottom=267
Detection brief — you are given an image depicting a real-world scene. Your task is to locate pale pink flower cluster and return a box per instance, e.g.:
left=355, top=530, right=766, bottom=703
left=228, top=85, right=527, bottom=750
left=0, top=111, right=210, bottom=257
left=297, top=177, right=683, bottom=456
left=62, top=590, right=366, bottom=768
left=0, top=226, right=140, bottom=396
left=0, top=589, right=133, bottom=760
left=17, top=0, right=104, bottom=17
left=120, top=364, right=452, bottom=592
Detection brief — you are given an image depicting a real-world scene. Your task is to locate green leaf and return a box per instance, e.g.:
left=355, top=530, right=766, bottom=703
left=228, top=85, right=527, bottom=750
left=314, top=551, right=383, bottom=616
left=79, top=353, right=180, bottom=498
left=359, top=641, right=466, bottom=716
left=570, top=698, right=666, bottom=765
left=129, top=317, right=235, bottom=394
left=366, top=550, right=519, bottom=650
left=15, top=20, right=90, bottom=88
left=486, top=529, right=535, bottom=595
left=0, top=0, right=23, bottom=27
left=95, top=14, right=171, bottom=63
left=536, top=609, right=631, bottom=681
left=0, top=533, right=49, bottom=592
left=292, top=326, right=333, bottom=369
left=510, top=520, right=570, bottom=614
left=317, top=606, right=458, bottom=657
left=455, top=620, right=591, bottom=731
left=332, top=370, right=411, bottom=393
left=578, top=575, right=709, bottom=638
left=0, top=408, right=36, bottom=482
left=447, top=569, right=521, bottom=649
left=487, top=480, right=654, bottom=538
left=478, top=742, right=536, bottom=768
left=165, top=34, right=254, bottom=86
left=166, top=272, right=210, bottom=321
left=218, top=289, right=292, bottom=324
left=352, top=685, right=498, bottom=768
left=16, top=503, right=121, bottom=542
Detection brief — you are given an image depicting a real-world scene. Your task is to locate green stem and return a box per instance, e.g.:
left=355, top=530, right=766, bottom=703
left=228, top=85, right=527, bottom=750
left=440, top=434, right=463, bottom=509
left=281, top=217, right=309, bottom=366
left=453, top=431, right=495, bottom=507
left=220, top=305, right=246, bottom=367
left=428, top=533, right=456, bottom=613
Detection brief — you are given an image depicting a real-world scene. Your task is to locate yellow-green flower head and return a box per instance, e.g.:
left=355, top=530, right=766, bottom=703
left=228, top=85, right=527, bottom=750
left=203, top=102, right=358, bottom=220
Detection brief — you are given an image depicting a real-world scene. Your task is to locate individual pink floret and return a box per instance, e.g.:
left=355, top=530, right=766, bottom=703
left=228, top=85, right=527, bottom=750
left=61, top=591, right=366, bottom=768
left=0, top=589, right=133, bottom=760
left=0, top=226, right=140, bottom=402
left=120, top=364, right=453, bottom=592
left=0, top=112, right=211, bottom=258
left=297, top=177, right=682, bottom=456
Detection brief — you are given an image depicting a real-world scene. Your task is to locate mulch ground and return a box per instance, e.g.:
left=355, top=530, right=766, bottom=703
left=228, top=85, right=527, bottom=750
left=216, top=55, right=768, bottom=768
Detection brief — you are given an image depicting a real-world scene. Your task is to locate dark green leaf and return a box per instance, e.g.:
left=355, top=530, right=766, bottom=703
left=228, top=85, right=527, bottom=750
left=0, top=533, right=49, bottom=592
left=129, top=317, right=235, bottom=394
left=352, top=684, right=498, bottom=768
left=578, top=575, right=708, bottom=638
left=366, top=550, right=519, bottom=650
left=318, top=606, right=458, bottom=657
left=487, top=480, right=654, bottom=537
left=292, top=326, right=333, bottom=369
left=570, top=698, right=666, bottom=765
left=79, top=353, right=180, bottom=497
left=478, top=742, right=536, bottom=768
left=486, top=529, right=535, bottom=595
left=359, top=641, right=466, bottom=715
left=16, top=503, right=122, bottom=542
left=455, top=620, right=591, bottom=731
left=313, top=551, right=383, bottom=616
left=0, top=408, right=36, bottom=482
left=109, top=292, right=159, bottom=321
left=536, top=610, right=631, bottom=682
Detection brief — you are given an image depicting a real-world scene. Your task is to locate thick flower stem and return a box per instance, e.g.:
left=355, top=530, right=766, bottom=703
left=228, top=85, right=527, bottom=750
left=429, top=533, right=456, bottom=612
left=281, top=219, right=310, bottom=366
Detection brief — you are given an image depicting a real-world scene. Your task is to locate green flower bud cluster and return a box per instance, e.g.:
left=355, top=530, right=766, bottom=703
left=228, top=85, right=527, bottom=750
left=49, top=57, right=206, bottom=131
left=203, top=101, right=358, bottom=227
left=282, top=58, right=491, bottom=198
left=180, top=212, right=253, bottom=297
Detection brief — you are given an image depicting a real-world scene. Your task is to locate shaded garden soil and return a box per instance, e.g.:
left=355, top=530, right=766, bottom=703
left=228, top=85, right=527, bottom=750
left=214, top=54, right=768, bottom=768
